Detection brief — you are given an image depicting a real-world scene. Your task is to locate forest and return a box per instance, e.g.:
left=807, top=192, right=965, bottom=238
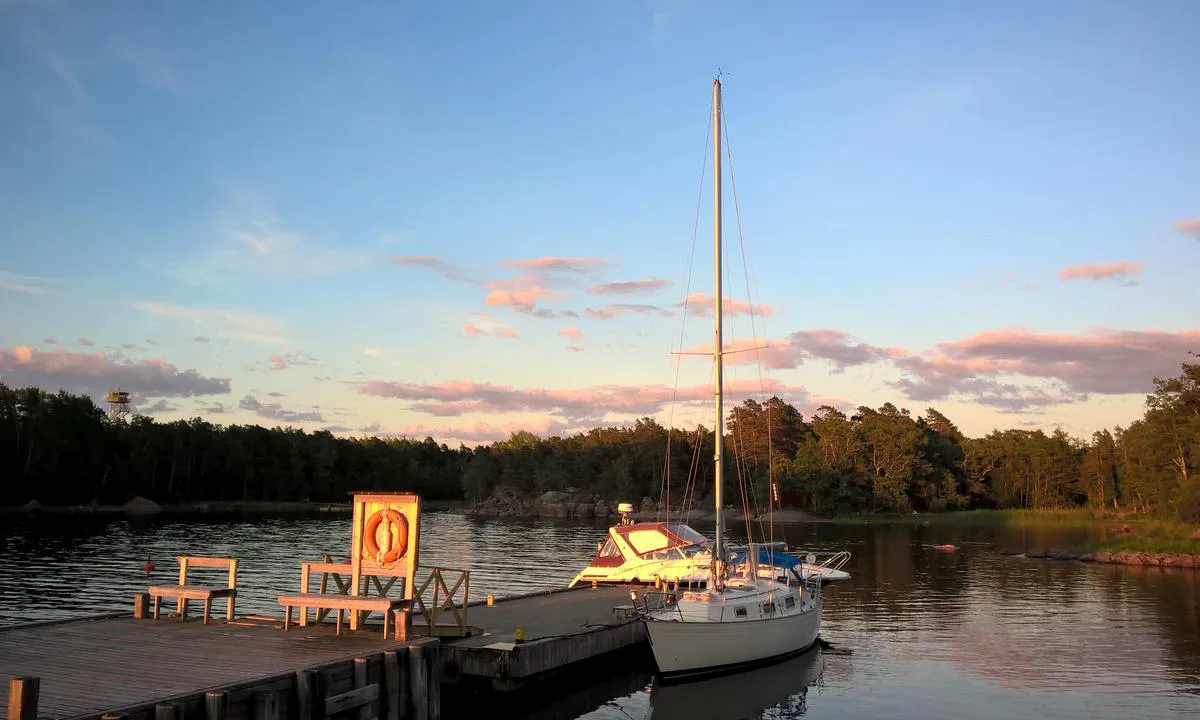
left=1, top=355, right=1197, bottom=522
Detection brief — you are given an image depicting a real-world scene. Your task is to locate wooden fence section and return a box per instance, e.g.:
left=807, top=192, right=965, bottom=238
left=412, top=568, right=470, bottom=637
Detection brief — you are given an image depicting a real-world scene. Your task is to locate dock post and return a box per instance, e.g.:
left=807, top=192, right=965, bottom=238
left=155, top=702, right=183, bottom=720
left=255, top=691, right=284, bottom=720
left=206, top=690, right=229, bottom=720
left=383, top=650, right=403, bottom=720
left=134, top=593, right=150, bottom=619
left=427, top=643, right=442, bottom=720
left=100, top=714, right=128, bottom=720
left=408, top=643, right=429, bottom=720
left=408, top=638, right=441, bottom=720
left=353, top=657, right=372, bottom=720
left=296, top=670, right=323, bottom=720
left=7, top=677, right=39, bottom=720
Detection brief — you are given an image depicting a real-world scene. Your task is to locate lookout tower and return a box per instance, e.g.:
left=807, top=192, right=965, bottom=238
left=106, top=387, right=131, bottom=422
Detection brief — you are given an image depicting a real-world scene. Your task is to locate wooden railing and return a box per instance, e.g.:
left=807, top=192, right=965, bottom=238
left=413, top=567, right=470, bottom=637
left=302, top=555, right=471, bottom=637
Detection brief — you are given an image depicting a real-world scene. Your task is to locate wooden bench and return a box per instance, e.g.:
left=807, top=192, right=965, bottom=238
left=147, top=555, right=238, bottom=624
left=277, top=594, right=413, bottom=639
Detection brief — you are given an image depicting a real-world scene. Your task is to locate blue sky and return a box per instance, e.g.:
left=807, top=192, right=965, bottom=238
left=2, top=0, right=1198, bottom=443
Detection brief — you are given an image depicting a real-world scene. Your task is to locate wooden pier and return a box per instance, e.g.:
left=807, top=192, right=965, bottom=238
left=0, top=586, right=648, bottom=720
left=0, top=492, right=654, bottom=719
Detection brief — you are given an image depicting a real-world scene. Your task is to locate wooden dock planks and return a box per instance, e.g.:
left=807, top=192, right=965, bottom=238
left=0, top=616, right=409, bottom=719
left=0, top=585, right=649, bottom=716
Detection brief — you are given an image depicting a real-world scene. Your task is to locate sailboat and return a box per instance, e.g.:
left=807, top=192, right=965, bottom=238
left=638, top=76, right=825, bottom=682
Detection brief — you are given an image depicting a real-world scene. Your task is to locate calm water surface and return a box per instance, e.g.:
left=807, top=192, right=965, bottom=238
left=1, top=512, right=1197, bottom=719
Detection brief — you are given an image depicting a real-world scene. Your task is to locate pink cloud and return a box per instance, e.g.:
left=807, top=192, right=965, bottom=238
left=0, top=345, right=229, bottom=397
left=682, top=293, right=772, bottom=318
left=77, top=337, right=94, bottom=346
left=484, top=286, right=563, bottom=309
left=268, top=351, right=316, bottom=371
left=1173, top=219, right=1199, bottom=239
left=464, top=323, right=519, bottom=339
left=558, top=327, right=582, bottom=341
left=589, top=279, right=670, bottom=296
left=680, top=330, right=903, bottom=371
left=358, top=377, right=808, bottom=424
left=567, top=346, right=584, bottom=353
left=42, top=338, right=57, bottom=345
left=1057, top=262, right=1143, bottom=281
left=888, top=327, right=1200, bottom=411
left=501, top=257, right=607, bottom=273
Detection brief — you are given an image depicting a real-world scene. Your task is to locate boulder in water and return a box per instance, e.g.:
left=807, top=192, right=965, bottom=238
left=22, top=499, right=41, bottom=513
left=122, top=496, right=163, bottom=516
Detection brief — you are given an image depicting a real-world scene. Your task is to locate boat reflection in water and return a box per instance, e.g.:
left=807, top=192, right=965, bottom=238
left=646, top=646, right=824, bottom=719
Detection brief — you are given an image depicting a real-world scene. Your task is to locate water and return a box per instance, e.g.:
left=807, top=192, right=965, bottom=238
left=1, top=512, right=1198, bottom=718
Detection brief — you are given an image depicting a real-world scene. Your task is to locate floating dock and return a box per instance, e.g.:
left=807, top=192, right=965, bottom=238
left=0, top=586, right=649, bottom=720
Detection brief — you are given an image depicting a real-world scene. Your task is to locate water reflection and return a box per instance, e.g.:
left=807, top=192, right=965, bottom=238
left=647, top=647, right=823, bottom=719
left=1, top=513, right=1198, bottom=719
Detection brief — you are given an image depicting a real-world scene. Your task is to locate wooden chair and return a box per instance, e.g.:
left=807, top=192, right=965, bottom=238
left=147, top=556, right=239, bottom=623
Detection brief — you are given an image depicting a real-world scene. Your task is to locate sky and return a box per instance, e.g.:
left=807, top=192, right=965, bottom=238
left=1, top=0, right=1199, bottom=445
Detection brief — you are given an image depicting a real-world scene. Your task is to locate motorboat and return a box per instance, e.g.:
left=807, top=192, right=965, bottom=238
left=569, top=503, right=851, bottom=588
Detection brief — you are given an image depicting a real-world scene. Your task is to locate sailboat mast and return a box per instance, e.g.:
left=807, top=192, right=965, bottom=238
left=711, top=76, right=725, bottom=575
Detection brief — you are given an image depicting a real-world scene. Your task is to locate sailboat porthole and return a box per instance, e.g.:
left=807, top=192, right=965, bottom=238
left=735, top=607, right=747, bottom=617
left=785, top=596, right=796, bottom=609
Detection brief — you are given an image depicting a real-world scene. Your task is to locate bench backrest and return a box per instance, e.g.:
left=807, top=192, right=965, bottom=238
left=177, top=555, right=238, bottom=588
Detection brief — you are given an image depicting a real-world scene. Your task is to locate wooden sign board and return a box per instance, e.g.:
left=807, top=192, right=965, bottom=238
left=349, top=492, right=421, bottom=606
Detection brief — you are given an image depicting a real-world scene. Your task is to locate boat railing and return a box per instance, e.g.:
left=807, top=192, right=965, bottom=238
left=628, top=588, right=684, bottom=620
left=783, top=549, right=851, bottom=571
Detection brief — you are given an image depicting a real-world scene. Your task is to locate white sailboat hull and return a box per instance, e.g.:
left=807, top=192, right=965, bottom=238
left=645, top=598, right=822, bottom=681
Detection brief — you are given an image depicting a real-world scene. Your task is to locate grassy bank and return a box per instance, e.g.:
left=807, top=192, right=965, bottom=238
left=1072, top=520, right=1199, bottom=555
left=826, top=508, right=1098, bottom=526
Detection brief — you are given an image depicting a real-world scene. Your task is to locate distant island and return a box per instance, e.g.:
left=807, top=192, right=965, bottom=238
left=1, top=354, right=1197, bottom=528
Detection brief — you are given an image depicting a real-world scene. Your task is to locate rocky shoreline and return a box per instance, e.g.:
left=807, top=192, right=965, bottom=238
left=1009, top=548, right=1200, bottom=568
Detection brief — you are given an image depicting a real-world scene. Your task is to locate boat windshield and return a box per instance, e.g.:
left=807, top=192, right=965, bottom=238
left=666, top=523, right=708, bottom=545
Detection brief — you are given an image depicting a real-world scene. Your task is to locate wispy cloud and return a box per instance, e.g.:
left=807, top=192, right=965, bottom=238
left=151, top=194, right=370, bottom=285
left=584, top=303, right=674, bottom=319
left=0, top=271, right=52, bottom=295
left=139, top=398, right=179, bottom=415
left=1175, top=219, right=1200, bottom=240
left=42, top=338, right=56, bottom=345
left=502, top=257, right=607, bottom=274
left=1057, top=262, right=1143, bottom=281
left=388, top=256, right=473, bottom=283
left=0, top=345, right=229, bottom=398
left=77, top=337, right=94, bottom=346
left=558, top=327, right=582, bottom=341
left=363, top=347, right=386, bottom=357
left=358, top=376, right=807, bottom=425
left=238, top=394, right=323, bottom=424
left=589, top=279, right=671, bottom=296
left=267, top=351, right=317, bottom=371
left=133, top=301, right=286, bottom=343
left=682, top=293, right=772, bottom=318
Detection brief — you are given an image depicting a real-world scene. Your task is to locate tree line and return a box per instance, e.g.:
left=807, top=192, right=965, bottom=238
left=2, top=355, right=1197, bottom=521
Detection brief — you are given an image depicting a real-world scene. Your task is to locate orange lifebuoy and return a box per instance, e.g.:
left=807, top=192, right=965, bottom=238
left=363, top=508, right=409, bottom=565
